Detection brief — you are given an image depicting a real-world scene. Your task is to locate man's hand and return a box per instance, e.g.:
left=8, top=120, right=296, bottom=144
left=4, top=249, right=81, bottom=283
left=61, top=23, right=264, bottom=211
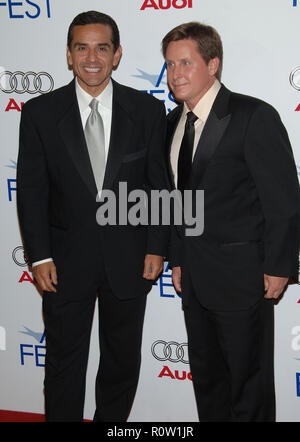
left=172, top=266, right=182, bottom=294
left=264, top=274, right=288, bottom=299
left=32, top=261, right=58, bottom=293
left=143, top=254, right=164, bottom=281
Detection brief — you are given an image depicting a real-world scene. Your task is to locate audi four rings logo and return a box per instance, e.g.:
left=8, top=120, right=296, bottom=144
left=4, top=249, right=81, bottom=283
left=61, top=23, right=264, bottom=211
left=151, top=340, right=189, bottom=364
left=0, top=71, right=54, bottom=94
left=12, top=246, right=28, bottom=267
left=290, top=67, right=300, bottom=91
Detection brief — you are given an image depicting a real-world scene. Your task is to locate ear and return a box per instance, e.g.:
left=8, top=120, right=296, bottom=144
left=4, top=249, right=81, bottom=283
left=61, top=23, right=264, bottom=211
left=113, top=45, right=123, bottom=69
left=208, top=57, right=219, bottom=77
left=66, top=46, right=73, bottom=69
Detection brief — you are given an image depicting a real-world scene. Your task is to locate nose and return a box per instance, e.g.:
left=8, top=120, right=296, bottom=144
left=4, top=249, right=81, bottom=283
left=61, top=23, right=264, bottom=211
left=172, top=64, right=183, bottom=80
left=87, top=48, right=97, bottom=63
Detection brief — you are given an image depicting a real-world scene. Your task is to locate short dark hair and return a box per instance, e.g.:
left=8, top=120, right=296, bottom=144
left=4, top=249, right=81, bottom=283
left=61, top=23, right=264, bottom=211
left=67, top=10, right=120, bottom=52
left=162, top=22, right=223, bottom=81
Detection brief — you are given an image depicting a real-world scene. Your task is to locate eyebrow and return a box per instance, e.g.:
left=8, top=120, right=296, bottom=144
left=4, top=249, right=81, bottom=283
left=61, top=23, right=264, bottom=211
left=166, top=57, right=190, bottom=62
left=73, top=42, right=111, bottom=47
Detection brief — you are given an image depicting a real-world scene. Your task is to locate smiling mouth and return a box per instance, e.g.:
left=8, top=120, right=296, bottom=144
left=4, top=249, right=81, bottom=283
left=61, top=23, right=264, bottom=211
left=173, top=83, right=187, bottom=89
left=84, top=67, right=102, bottom=73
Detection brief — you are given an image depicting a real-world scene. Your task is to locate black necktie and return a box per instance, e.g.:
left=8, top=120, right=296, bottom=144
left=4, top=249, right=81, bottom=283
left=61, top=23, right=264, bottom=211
left=177, top=111, right=198, bottom=191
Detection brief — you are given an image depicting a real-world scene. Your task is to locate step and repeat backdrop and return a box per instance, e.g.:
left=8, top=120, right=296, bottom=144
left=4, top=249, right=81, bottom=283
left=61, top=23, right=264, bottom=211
left=0, top=0, right=299, bottom=422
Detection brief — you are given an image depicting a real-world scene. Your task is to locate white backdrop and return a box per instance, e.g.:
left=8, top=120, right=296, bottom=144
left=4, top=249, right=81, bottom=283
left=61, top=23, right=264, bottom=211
left=0, top=0, right=299, bottom=422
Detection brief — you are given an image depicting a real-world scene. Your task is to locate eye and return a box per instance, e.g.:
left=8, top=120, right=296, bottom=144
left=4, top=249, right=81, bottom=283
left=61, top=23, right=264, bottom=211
left=97, top=45, right=108, bottom=52
left=183, top=60, right=190, bottom=66
left=166, top=62, right=174, bottom=69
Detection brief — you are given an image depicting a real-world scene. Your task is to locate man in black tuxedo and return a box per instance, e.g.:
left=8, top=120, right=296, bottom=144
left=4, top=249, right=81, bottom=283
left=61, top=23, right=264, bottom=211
left=17, top=11, right=169, bottom=422
left=163, top=22, right=300, bottom=421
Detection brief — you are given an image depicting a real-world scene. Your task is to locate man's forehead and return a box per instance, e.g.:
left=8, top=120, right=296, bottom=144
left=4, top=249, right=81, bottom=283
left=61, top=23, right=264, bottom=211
left=71, top=23, right=113, bottom=41
left=166, top=39, right=199, bottom=58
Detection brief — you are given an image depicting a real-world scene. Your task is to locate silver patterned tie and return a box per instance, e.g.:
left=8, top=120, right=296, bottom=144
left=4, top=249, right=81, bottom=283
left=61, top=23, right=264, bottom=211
left=84, top=98, right=105, bottom=194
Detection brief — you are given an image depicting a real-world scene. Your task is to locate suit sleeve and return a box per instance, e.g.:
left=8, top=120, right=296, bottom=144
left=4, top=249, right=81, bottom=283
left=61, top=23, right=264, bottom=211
left=244, top=102, right=300, bottom=279
left=145, top=100, right=170, bottom=257
left=168, top=225, right=183, bottom=268
left=17, top=103, right=52, bottom=265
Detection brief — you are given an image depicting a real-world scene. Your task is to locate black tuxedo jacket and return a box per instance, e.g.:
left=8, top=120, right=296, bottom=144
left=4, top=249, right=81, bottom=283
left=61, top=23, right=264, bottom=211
left=17, top=79, right=169, bottom=300
left=167, top=84, right=300, bottom=310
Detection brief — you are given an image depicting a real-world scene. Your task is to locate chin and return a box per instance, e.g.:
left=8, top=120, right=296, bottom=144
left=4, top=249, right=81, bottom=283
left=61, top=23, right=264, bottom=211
left=174, top=94, right=186, bottom=104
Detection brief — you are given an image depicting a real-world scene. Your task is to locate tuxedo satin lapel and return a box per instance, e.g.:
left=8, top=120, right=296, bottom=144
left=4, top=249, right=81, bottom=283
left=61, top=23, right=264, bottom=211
left=103, top=89, right=133, bottom=190
left=166, top=105, right=183, bottom=189
left=102, top=100, right=123, bottom=190
left=167, top=105, right=185, bottom=237
left=58, top=90, right=98, bottom=199
left=190, top=112, right=231, bottom=186
left=189, top=86, right=231, bottom=187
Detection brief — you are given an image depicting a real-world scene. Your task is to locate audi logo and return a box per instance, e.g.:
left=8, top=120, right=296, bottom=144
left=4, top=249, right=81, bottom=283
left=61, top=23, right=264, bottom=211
left=151, top=340, right=189, bottom=364
left=12, top=246, right=28, bottom=267
left=289, top=66, right=300, bottom=91
left=0, top=71, right=54, bottom=94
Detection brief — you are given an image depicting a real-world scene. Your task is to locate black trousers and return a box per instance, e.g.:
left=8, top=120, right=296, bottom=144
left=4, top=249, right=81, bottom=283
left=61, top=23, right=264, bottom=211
left=183, top=281, right=275, bottom=422
left=42, top=262, right=147, bottom=422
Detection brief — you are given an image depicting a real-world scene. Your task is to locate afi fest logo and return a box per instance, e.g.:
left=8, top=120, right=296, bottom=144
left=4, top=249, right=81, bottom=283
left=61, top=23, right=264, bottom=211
left=0, top=0, right=51, bottom=18
left=6, top=160, right=16, bottom=202
left=141, top=0, right=193, bottom=10
left=19, top=326, right=45, bottom=367
left=133, top=63, right=175, bottom=113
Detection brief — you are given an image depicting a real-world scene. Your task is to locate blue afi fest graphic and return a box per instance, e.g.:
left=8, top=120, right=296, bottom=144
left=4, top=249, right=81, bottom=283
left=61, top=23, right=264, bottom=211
left=154, top=262, right=181, bottom=299
left=6, top=160, right=16, bottom=202
left=133, top=63, right=176, bottom=113
left=19, top=326, right=45, bottom=367
left=0, top=0, right=51, bottom=18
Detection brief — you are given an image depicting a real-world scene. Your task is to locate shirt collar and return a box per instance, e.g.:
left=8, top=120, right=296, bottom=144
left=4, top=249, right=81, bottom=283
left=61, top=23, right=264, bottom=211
left=75, top=77, right=113, bottom=113
left=184, top=79, right=221, bottom=123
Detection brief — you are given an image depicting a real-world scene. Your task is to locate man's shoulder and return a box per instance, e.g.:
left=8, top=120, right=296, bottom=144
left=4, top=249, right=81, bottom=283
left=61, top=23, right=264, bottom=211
left=113, top=79, right=165, bottom=110
left=223, top=85, right=283, bottom=131
left=228, top=87, right=277, bottom=115
left=21, top=81, right=73, bottom=115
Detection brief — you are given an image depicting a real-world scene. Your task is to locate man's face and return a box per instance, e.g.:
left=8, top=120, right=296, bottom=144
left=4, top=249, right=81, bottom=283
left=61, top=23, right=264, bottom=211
left=165, top=38, right=219, bottom=109
left=67, top=23, right=122, bottom=97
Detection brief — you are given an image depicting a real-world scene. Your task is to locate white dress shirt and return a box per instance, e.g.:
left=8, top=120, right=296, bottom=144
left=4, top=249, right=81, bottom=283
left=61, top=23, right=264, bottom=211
left=170, top=79, right=221, bottom=188
left=32, top=78, right=113, bottom=268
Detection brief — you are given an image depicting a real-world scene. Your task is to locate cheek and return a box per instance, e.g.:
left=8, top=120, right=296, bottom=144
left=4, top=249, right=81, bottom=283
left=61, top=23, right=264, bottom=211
left=69, top=55, right=83, bottom=69
left=191, top=69, right=208, bottom=87
left=95, top=54, right=110, bottom=68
